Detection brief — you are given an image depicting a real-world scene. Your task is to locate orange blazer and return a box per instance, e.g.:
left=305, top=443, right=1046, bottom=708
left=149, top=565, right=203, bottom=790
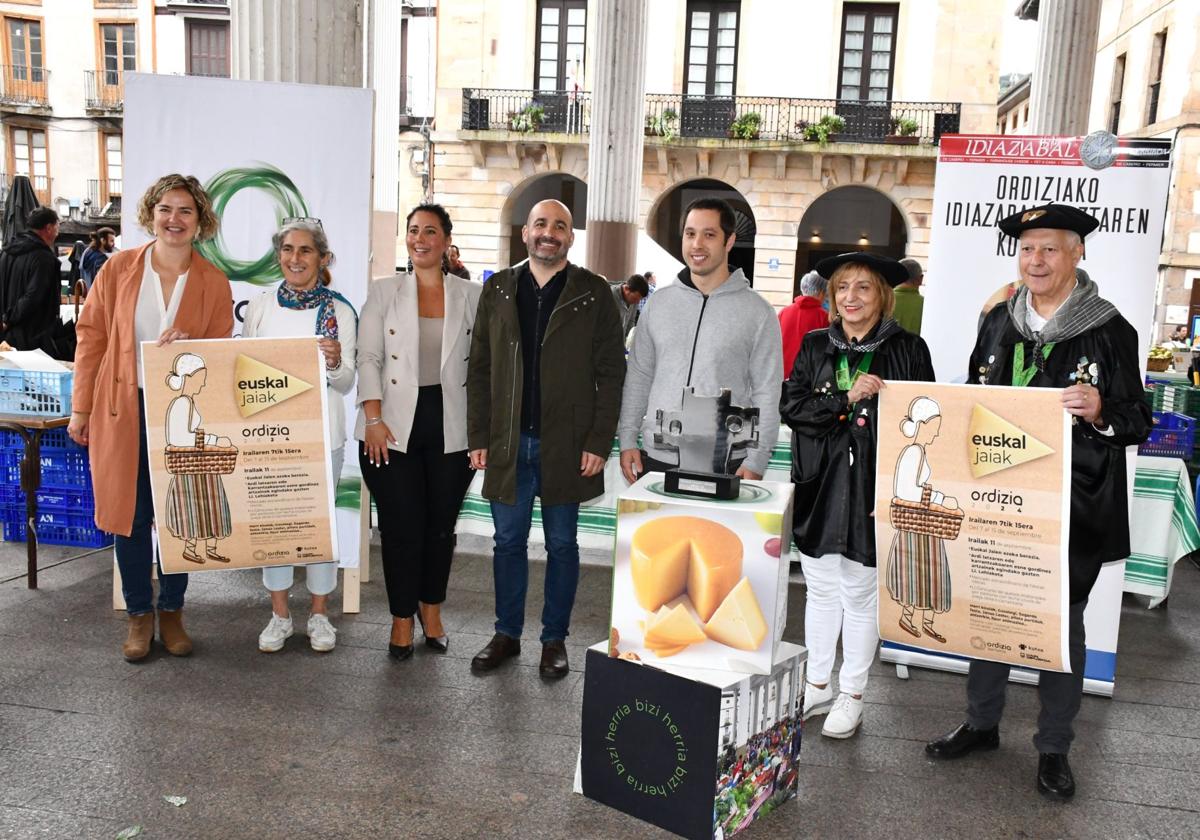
left=73, top=241, right=234, bottom=536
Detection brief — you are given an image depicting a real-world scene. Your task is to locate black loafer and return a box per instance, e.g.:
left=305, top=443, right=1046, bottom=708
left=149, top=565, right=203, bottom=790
left=1037, top=752, right=1075, bottom=800
left=539, top=640, right=569, bottom=679
left=471, top=632, right=520, bottom=673
left=925, top=722, right=1000, bottom=759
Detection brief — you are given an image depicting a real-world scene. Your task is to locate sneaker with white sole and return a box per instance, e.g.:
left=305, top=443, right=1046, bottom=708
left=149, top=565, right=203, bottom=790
left=307, top=613, right=337, bottom=652
left=259, top=613, right=294, bottom=653
left=802, top=681, right=834, bottom=721
left=821, top=693, right=864, bottom=739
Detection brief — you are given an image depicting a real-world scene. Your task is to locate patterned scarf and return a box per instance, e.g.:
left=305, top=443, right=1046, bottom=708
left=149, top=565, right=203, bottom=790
left=1005, top=268, right=1118, bottom=361
left=276, top=282, right=357, bottom=340
left=827, top=316, right=903, bottom=353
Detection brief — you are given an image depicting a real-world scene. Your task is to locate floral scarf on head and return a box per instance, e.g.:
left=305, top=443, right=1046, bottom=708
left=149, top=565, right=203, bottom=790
left=276, top=281, right=357, bottom=340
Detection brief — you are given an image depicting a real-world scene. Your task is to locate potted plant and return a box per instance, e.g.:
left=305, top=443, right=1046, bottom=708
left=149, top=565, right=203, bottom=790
left=728, top=111, right=763, bottom=140
left=508, top=103, right=545, bottom=133
left=800, top=114, right=845, bottom=146
left=887, top=116, right=920, bottom=145
left=645, top=108, right=679, bottom=140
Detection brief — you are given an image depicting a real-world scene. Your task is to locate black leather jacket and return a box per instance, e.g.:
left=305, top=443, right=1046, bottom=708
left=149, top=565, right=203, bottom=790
left=781, top=324, right=936, bottom=566
left=971, top=305, right=1152, bottom=602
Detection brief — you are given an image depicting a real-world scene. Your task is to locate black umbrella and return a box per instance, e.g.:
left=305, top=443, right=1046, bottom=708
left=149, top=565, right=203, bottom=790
left=3, top=174, right=40, bottom=246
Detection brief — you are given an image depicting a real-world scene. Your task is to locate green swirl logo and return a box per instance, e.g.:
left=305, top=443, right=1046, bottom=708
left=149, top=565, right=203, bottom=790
left=197, top=164, right=309, bottom=286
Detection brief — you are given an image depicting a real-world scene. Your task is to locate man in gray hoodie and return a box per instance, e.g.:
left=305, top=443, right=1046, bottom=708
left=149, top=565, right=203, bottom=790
left=619, top=197, right=782, bottom=482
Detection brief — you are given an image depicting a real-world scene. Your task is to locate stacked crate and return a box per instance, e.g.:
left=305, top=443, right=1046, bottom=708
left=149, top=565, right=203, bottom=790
left=0, top=367, right=111, bottom=548
left=1143, top=382, right=1200, bottom=469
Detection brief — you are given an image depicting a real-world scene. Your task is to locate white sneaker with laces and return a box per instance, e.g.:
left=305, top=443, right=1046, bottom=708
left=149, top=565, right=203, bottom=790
left=802, top=681, right=834, bottom=721
left=259, top=613, right=294, bottom=653
left=821, top=693, right=864, bottom=739
left=308, top=613, right=338, bottom=652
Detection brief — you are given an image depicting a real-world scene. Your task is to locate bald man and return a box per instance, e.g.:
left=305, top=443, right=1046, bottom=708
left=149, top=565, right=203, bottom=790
left=466, top=199, right=625, bottom=679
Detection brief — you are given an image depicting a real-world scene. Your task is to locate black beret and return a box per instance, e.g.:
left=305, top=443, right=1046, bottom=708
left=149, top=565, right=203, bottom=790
left=997, top=203, right=1100, bottom=239
left=815, top=252, right=909, bottom=287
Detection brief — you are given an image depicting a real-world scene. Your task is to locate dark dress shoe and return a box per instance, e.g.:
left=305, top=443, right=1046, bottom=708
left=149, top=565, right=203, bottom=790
left=539, top=640, right=569, bottom=679
left=1037, top=752, right=1075, bottom=800
left=471, top=633, right=520, bottom=672
left=925, top=722, right=1000, bottom=759
left=388, top=642, right=414, bottom=661
left=416, top=614, right=449, bottom=653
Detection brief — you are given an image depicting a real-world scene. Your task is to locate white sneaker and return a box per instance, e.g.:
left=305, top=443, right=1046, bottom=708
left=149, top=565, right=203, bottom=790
left=802, top=681, right=834, bottom=720
left=307, top=613, right=338, bottom=653
left=821, top=693, right=864, bottom=739
left=259, top=613, right=294, bottom=653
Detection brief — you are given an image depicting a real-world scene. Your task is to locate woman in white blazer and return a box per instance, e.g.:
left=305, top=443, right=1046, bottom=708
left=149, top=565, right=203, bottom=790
left=356, top=203, right=482, bottom=661
left=243, top=219, right=357, bottom=654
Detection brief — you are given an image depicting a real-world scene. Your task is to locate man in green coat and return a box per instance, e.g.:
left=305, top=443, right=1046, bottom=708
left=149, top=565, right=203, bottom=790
left=466, top=199, right=626, bottom=678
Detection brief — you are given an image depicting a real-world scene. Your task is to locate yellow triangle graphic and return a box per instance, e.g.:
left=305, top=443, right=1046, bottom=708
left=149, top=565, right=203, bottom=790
left=233, top=354, right=314, bottom=418
left=967, top=404, right=1055, bottom=478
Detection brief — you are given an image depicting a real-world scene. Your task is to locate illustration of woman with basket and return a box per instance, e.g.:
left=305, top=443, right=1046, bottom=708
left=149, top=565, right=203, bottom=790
left=885, top=396, right=963, bottom=643
left=162, top=353, right=237, bottom=565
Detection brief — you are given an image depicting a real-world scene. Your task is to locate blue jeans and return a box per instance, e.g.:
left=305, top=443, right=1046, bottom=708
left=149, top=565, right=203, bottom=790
left=489, top=434, right=580, bottom=642
left=114, top=393, right=187, bottom=616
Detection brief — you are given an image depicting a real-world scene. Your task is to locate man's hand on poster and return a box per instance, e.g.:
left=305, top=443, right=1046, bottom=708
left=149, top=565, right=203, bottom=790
left=847, top=373, right=885, bottom=404
left=364, top=420, right=397, bottom=466
left=1062, top=383, right=1103, bottom=426
left=156, top=328, right=190, bottom=345
left=580, top=451, right=605, bottom=478
left=619, top=448, right=642, bottom=484
left=318, top=338, right=341, bottom=370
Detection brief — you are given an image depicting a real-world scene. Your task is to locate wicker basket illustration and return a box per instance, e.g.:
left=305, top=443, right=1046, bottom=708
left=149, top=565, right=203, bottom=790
left=164, top=427, right=238, bottom=476
left=889, top=485, right=964, bottom=539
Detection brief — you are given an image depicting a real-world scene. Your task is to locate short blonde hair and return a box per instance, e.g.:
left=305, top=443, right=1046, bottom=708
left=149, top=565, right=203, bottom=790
left=137, top=174, right=220, bottom=242
left=827, top=263, right=895, bottom=321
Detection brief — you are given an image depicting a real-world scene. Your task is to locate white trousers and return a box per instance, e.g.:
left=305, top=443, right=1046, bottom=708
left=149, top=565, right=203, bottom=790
left=800, top=552, right=879, bottom=696
left=262, top=447, right=342, bottom=598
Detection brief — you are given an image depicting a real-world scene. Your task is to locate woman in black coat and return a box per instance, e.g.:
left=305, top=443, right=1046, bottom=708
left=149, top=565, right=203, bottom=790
left=781, top=252, right=935, bottom=740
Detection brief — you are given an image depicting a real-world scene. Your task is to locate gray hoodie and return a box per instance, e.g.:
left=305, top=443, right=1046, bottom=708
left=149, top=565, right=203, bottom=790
left=618, top=268, right=782, bottom=475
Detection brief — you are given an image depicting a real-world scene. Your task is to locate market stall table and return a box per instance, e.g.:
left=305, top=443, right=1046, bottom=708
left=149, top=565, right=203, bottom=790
left=0, top=412, right=71, bottom=589
left=1124, top=454, right=1200, bottom=607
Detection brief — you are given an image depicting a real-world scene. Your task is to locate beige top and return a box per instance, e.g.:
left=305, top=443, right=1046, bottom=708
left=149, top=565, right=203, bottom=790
left=418, top=316, right=443, bottom=386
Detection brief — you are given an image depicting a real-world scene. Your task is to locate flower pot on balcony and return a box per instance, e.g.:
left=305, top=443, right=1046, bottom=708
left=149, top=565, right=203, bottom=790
left=886, top=134, right=920, bottom=145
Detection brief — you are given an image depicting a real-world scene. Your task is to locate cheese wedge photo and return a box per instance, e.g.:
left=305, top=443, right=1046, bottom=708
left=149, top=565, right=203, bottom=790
left=643, top=603, right=707, bottom=648
left=704, top=577, right=768, bottom=651
left=630, top=516, right=743, bottom=620
left=646, top=643, right=689, bottom=658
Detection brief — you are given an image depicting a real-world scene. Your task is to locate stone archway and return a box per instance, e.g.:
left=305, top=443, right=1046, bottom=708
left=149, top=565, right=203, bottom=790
left=499, top=172, right=588, bottom=268
left=793, top=186, right=908, bottom=295
left=646, top=177, right=757, bottom=284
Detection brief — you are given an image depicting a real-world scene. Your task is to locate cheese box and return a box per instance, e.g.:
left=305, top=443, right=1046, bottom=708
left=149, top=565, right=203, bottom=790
left=579, top=642, right=807, bottom=840
left=610, top=473, right=794, bottom=674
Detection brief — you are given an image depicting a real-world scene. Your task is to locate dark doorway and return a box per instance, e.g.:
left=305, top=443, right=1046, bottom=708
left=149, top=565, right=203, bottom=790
left=794, top=186, right=906, bottom=295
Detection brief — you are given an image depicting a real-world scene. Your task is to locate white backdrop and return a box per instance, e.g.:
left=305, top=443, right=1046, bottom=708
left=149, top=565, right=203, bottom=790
left=888, top=134, right=1174, bottom=694
left=123, top=73, right=374, bottom=567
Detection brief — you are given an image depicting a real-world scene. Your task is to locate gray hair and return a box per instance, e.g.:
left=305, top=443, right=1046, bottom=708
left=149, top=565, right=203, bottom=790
left=799, top=270, right=827, bottom=297
left=271, top=220, right=335, bottom=267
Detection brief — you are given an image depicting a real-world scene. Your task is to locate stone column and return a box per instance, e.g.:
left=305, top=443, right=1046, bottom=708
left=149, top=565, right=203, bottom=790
left=1024, top=0, right=1101, bottom=135
left=585, top=0, right=648, bottom=284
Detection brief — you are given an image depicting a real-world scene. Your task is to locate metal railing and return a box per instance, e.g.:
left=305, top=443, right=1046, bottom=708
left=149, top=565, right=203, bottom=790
left=0, top=64, right=50, bottom=107
left=28, top=174, right=51, bottom=206
left=462, top=89, right=960, bottom=145
left=85, top=70, right=124, bottom=111
left=87, top=179, right=122, bottom=216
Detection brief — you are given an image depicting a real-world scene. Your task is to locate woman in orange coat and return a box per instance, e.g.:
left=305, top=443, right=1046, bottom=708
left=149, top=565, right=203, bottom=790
left=69, top=174, right=233, bottom=662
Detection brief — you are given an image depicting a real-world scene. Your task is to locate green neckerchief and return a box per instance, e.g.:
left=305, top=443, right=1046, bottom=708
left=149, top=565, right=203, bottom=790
left=836, top=351, right=874, bottom=393
left=1012, top=342, right=1055, bottom=387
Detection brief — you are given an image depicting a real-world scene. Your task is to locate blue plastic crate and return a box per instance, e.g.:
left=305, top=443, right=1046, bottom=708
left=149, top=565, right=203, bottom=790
left=1139, top=412, right=1196, bottom=459
left=0, top=368, right=73, bottom=416
left=2, top=519, right=112, bottom=549
left=0, top=483, right=95, bottom=510
left=0, top=427, right=79, bottom=453
left=1, top=445, right=92, bottom=489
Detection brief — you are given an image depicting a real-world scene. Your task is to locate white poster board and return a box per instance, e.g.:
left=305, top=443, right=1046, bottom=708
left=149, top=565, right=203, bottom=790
left=897, top=134, right=1173, bottom=695
left=122, top=73, right=374, bottom=571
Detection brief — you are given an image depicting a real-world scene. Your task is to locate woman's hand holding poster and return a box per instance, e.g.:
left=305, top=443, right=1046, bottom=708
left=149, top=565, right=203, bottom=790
left=141, top=337, right=337, bottom=573
left=876, top=382, right=1072, bottom=671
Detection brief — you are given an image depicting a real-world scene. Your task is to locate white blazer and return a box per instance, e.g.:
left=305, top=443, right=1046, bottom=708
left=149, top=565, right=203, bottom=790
left=354, top=271, right=483, bottom=452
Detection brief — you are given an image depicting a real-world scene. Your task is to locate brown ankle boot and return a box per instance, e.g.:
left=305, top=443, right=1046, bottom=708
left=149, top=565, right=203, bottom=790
left=157, top=609, right=193, bottom=657
left=122, top=613, right=155, bottom=662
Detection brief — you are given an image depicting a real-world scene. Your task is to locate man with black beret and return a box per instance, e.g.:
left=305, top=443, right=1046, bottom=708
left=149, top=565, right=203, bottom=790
left=924, top=203, right=1151, bottom=799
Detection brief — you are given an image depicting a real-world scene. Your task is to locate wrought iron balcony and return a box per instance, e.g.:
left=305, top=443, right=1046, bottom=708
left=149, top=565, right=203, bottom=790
left=0, top=65, right=50, bottom=109
left=461, top=88, right=960, bottom=145
left=87, top=179, right=123, bottom=217
left=85, top=70, right=124, bottom=112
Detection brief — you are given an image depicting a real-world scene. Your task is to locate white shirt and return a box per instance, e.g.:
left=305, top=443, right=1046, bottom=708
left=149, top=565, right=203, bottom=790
left=134, top=245, right=188, bottom=387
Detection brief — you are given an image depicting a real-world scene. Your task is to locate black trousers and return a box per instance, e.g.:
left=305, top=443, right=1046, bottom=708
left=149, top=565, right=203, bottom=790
left=966, top=598, right=1088, bottom=754
left=360, top=385, right=474, bottom=618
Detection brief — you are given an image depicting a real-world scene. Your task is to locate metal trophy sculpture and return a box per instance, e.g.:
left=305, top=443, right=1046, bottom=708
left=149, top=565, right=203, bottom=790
left=654, top=387, right=760, bottom=499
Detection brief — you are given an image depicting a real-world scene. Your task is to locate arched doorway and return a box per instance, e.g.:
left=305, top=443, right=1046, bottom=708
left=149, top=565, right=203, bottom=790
left=647, top=178, right=756, bottom=284
left=794, top=186, right=907, bottom=295
left=501, top=173, right=588, bottom=267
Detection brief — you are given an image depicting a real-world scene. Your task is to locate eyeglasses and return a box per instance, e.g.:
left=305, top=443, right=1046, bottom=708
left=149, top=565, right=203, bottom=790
left=282, top=216, right=323, bottom=229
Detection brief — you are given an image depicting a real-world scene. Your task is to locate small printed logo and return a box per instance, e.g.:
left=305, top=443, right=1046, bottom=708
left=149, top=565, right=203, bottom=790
left=1021, top=209, right=1047, bottom=223
left=234, top=354, right=314, bottom=418
left=968, top=405, right=1055, bottom=478
left=1080, top=130, right=1119, bottom=170
left=253, top=549, right=267, bottom=562
left=970, top=636, right=986, bottom=651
